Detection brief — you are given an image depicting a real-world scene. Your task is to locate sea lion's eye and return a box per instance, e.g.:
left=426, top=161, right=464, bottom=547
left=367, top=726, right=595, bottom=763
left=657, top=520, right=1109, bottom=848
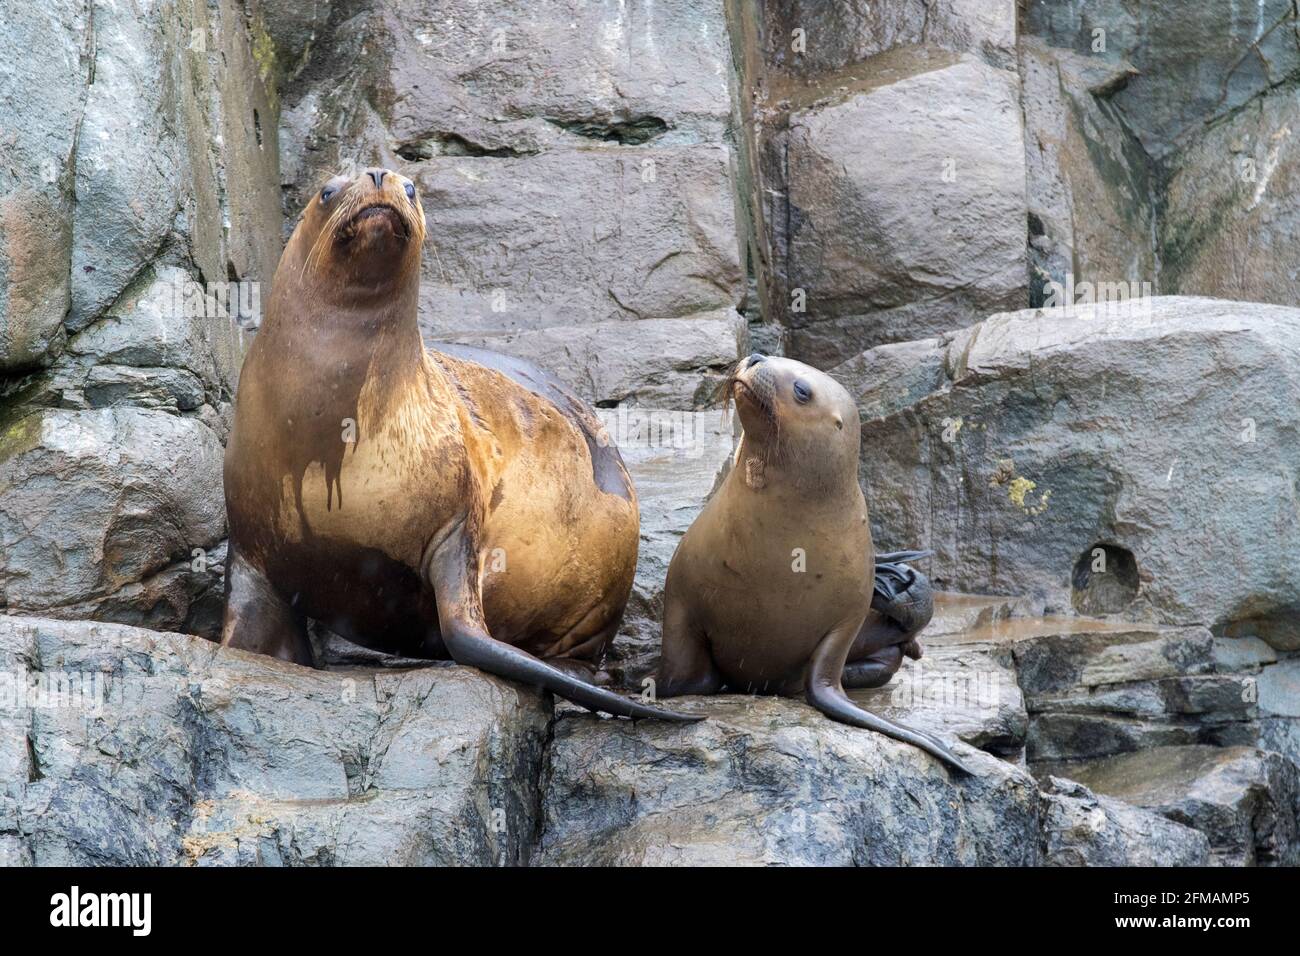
left=793, top=379, right=812, bottom=404
left=320, top=186, right=338, bottom=203
left=404, top=182, right=417, bottom=203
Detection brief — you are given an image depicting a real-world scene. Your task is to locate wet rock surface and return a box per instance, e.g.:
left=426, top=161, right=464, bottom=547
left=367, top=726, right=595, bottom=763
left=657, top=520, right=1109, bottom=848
left=1038, top=745, right=1300, bottom=867
left=535, top=696, right=1034, bottom=866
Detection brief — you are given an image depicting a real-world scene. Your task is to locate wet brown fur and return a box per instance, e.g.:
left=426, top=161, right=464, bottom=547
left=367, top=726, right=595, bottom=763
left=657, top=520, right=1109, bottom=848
left=221, top=170, right=640, bottom=668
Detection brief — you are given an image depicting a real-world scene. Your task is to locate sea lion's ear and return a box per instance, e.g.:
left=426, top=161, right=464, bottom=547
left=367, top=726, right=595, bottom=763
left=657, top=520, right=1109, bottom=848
left=833, top=414, right=843, bottom=430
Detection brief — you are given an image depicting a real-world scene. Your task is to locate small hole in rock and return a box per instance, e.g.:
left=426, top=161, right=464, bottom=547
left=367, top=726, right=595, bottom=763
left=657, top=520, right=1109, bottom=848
left=253, top=109, right=263, bottom=148
left=1071, top=543, right=1138, bottom=615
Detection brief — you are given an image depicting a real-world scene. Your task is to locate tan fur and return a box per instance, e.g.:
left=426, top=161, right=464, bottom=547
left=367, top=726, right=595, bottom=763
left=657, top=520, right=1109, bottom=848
left=222, top=169, right=638, bottom=663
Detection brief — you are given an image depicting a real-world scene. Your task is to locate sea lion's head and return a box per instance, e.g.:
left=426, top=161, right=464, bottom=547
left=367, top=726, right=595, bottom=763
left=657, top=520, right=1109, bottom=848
left=726, top=354, right=860, bottom=488
left=291, top=167, right=427, bottom=294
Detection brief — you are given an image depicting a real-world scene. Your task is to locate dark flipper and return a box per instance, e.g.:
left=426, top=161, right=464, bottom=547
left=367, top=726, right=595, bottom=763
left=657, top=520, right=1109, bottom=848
left=873, top=549, right=934, bottom=636
left=443, top=626, right=703, bottom=721
left=808, top=625, right=973, bottom=775
left=842, top=645, right=905, bottom=689
left=221, top=548, right=314, bottom=666
left=428, top=526, right=702, bottom=723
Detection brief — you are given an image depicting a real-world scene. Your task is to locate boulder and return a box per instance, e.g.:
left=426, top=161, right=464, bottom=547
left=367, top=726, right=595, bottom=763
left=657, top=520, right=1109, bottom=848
left=0, top=408, right=225, bottom=615
left=1162, top=83, right=1300, bottom=305
left=0, top=616, right=551, bottom=865
left=765, top=47, right=1027, bottom=364
left=1039, top=776, right=1212, bottom=866
left=535, top=696, right=1034, bottom=866
left=836, top=297, right=1300, bottom=649
left=1022, top=0, right=1300, bottom=161
left=1042, top=745, right=1300, bottom=867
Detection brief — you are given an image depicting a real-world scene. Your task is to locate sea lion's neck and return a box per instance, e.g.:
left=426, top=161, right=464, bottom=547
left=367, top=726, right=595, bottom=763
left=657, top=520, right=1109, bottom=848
left=732, top=434, right=861, bottom=504
left=247, top=253, right=431, bottom=438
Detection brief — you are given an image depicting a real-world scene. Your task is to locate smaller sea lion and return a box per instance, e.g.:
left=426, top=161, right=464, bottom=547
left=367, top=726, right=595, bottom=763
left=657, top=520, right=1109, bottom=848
left=657, top=354, right=972, bottom=774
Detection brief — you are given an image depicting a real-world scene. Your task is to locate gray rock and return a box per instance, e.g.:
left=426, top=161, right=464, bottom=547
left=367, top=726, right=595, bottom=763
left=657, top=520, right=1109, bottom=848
left=535, top=695, right=1034, bottom=866
left=48, top=541, right=229, bottom=640
left=1162, top=82, right=1300, bottom=306
left=68, top=1, right=186, bottom=331
left=0, top=408, right=225, bottom=613
left=836, top=297, right=1300, bottom=649
left=747, top=0, right=1018, bottom=80
left=436, top=310, right=743, bottom=411
left=1042, top=745, right=1300, bottom=866
left=274, top=0, right=736, bottom=201
left=767, top=47, right=1027, bottom=364
left=68, top=265, right=247, bottom=397
left=852, top=640, right=1028, bottom=758
left=1039, top=776, right=1212, bottom=866
left=1018, top=38, right=1157, bottom=305
left=271, top=1, right=744, bottom=404
left=410, top=147, right=743, bottom=400
left=1023, top=0, right=1300, bottom=161
left=0, top=616, right=551, bottom=866
left=0, top=0, right=90, bottom=370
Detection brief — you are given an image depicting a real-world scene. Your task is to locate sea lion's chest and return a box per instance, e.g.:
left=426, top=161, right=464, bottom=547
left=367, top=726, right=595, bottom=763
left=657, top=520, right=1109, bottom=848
left=228, top=365, right=467, bottom=572
left=689, top=481, right=872, bottom=648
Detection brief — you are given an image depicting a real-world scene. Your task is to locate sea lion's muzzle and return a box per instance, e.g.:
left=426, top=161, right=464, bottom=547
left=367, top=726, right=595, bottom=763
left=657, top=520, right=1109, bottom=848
left=343, top=202, right=410, bottom=242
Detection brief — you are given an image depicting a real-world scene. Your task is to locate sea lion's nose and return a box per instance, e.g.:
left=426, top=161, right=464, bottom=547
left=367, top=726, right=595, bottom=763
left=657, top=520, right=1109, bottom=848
left=746, top=353, right=766, bottom=368
left=366, top=168, right=388, bottom=189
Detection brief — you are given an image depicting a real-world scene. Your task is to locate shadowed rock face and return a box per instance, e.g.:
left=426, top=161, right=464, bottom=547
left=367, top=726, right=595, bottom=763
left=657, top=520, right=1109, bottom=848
left=1023, top=0, right=1300, bottom=162
left=834, top=297, right=1300, bottom=650
left=1161, top=84, right=1300, bottom=304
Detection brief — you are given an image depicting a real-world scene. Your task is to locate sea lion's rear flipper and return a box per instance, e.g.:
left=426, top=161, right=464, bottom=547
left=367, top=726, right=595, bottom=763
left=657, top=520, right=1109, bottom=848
left=872, top=549, right=934, bottom=637
left=426, top=525, right=703, bottom=723
left=807, top=626, right=974, bottom=775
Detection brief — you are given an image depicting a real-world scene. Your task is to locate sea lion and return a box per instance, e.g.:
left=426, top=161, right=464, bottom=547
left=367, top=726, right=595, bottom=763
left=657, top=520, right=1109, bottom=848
left=221, top=166, right=695, bottom=722
left=657, top=354, right=972, bottom=772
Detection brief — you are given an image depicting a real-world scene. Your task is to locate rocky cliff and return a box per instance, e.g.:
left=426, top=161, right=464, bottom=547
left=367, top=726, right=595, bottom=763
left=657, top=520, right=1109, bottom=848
left=1, top=0, right=1298, bottom=865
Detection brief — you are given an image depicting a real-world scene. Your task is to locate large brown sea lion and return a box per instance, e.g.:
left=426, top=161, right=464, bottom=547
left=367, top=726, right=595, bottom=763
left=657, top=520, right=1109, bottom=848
left=657, top=354, right=972, bottom=771
left=220, top=167, right=695, bottom=721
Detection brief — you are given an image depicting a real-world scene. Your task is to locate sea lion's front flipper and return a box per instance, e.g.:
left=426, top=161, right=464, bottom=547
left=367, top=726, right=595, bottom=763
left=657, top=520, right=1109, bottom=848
left=221, top=548, right=314, bottom=666
left=807, top=625, right=974, bottom=775
left=657, top=567, right=723, bottom=698
left=426, top=524, right=703, bottom=723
